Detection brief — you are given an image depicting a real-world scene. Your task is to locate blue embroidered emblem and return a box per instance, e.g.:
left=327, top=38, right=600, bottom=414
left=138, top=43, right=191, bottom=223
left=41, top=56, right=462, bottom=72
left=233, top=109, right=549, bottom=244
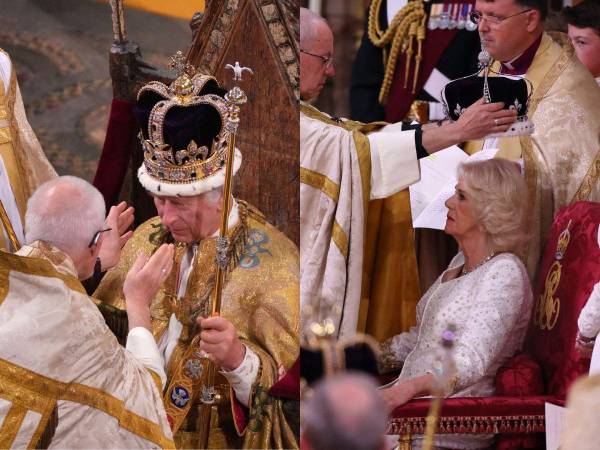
left=170, top=386, right=190, bottom=408
left=240, top=228, right=272, bottom=269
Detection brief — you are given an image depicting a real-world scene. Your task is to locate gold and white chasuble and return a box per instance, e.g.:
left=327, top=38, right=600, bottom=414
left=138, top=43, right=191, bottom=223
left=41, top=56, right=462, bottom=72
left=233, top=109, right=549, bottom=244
left=466, top=33, right=600, bottom=279
left=94, top=201, right=299, bottom=449
left=0, top=241, right=174, bottom=449
left=0, top=49, right=56, bottom=251
left=300, top=103, right=420, bottom=338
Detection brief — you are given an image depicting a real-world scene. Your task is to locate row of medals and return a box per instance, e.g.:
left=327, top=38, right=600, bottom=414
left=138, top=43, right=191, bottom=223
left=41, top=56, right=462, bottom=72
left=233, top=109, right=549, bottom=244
left=428, top=3, right=478, bottom=31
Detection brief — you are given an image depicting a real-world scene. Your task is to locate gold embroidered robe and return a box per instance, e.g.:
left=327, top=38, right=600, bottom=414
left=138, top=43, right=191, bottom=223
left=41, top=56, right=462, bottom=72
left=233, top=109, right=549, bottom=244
left=0, top=49, right=56, bottom=251
left=465, top=33, right=600, bottom=279
left=94, top=203, right=299, bottom=449
left=0, top=241, right=174, bottom=449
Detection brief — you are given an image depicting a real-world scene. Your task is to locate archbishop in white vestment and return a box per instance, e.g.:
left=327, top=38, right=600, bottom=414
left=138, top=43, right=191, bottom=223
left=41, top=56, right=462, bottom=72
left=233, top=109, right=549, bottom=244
left=0, top=241, right=174, bottom=449
left=300, top=103, right=420, bottom=339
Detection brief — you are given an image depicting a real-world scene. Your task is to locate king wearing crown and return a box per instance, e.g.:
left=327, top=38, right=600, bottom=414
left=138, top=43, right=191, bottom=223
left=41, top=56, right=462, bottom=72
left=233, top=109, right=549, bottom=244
left=94, top=54, right=299, bottom=449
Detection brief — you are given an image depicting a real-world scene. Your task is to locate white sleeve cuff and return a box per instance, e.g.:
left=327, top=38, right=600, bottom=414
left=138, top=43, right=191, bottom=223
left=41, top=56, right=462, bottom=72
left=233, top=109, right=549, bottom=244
left=126, top=326, right=167, bottom=389
left=578, top=282, right=600, bottom=338
left=219, top=345, right=260, bottom=407
left=368, top=126, right=420, bottom=199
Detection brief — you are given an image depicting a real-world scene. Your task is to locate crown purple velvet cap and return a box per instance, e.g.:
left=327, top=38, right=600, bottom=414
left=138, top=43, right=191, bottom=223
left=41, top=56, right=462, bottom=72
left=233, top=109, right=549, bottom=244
left=441, top=72, right=534, bottom=137
left=134, top=80, right=227, bottom=160
left=134, top=71, right=243, bottom=197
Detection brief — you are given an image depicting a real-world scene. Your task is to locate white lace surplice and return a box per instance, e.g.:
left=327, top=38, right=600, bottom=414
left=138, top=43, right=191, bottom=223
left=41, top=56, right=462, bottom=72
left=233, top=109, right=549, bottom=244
left=387, top=252, right=533, bottom=449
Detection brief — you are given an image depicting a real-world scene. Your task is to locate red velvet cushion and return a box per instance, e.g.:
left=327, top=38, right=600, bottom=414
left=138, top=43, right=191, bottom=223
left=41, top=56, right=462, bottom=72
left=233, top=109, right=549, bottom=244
left=494, top=354, right=546, bottom=447
left=495, top=353, right=544, bottom=397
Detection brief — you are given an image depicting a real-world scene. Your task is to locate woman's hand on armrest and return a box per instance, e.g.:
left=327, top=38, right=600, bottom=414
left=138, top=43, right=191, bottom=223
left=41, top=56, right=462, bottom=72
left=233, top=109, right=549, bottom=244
left=380, top=373, right=435, bottom=411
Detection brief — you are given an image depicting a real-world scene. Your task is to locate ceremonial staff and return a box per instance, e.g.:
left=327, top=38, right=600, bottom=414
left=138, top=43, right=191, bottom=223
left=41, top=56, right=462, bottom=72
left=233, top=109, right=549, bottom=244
left=197, top=61, right=253, bottom=449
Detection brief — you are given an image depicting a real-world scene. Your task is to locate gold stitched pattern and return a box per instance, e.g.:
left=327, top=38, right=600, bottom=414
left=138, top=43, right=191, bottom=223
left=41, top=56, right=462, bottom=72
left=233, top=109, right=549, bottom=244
left=534, top=220, right=570, bottom=331
left=352, top=130, right=373, bottom=222
left=0, top=368, right=56, bottom=448
left=0, top=250, right=85, bottom=309
left=0, top=358, right=174, bottom=448
left=534, top=260, right=561, bottom=330
left=300, top=167, right=340, bottom=202
left=331, top=221, right=349, bottom=260
left=519, top=135, right=537, bottom=266
left=573, top=150, right=600, bottom=203
left=62, top=383, right=175, bottom=448
left=0, top=128, right=10, bottom=145
left=147, top=369, right=162, bottom=393
left=0, top=403, right=28, bottom=448
left=527, top=36, right=572, bottom=117
left=6, top=66, right=32, bottom=200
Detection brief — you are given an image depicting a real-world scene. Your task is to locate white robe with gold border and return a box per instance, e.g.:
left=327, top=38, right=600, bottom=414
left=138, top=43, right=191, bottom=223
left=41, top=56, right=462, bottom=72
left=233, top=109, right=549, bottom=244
left=0, top=241, right=174, bottom=449
left=300, top=103, right=420, bottom=338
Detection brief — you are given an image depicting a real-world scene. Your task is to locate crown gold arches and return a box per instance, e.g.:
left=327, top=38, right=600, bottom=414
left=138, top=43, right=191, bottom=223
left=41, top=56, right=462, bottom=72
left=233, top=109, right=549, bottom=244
left=137, top=70, right=232, bottom=185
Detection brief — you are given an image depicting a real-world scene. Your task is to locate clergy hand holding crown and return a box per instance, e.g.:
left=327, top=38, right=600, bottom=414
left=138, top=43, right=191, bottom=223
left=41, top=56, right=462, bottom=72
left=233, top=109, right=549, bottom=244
left=94, top=53, right=299, bottom=449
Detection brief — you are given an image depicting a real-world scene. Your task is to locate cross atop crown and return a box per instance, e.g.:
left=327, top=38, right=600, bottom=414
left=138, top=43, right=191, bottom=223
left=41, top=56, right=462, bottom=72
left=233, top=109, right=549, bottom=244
left=169, top=50, right=196, bottom=78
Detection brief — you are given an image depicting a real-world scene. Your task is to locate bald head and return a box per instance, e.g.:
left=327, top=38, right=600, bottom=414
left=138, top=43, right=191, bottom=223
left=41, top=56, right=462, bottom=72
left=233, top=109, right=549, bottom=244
left=302, top=373, right=387, bottom=450
left=25, top=176, right=105, bottom=268
left=300, top=7, right=335, bottom=101
left=300, top=7, right=330, bottom=49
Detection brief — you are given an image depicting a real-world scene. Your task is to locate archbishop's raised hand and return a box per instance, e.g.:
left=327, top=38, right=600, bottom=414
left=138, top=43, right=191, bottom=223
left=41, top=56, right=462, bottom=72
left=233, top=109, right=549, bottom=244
left=99, top=201, right=135, bottom=271
left=124, top=243, right=174, bottom=330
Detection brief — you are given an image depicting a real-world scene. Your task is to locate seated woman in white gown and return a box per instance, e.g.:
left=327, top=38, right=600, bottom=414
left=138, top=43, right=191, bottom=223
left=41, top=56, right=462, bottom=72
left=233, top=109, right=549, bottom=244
left=379, top=158, right=534, bottom=449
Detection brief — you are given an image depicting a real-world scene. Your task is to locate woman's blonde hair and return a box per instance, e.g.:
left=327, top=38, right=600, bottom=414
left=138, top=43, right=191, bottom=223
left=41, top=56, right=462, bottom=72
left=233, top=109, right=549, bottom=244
left=457, top=158, right=529, bottom=253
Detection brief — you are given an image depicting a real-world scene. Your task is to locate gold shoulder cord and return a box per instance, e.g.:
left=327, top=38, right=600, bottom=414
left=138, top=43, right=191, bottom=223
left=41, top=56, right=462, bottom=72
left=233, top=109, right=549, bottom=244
left=367, top=0, right=428, bottom=103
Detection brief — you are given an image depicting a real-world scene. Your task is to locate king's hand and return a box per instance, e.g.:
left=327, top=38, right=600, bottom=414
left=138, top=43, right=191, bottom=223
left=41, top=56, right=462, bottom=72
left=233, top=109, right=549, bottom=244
left=197, top=315, right=246, bottom=371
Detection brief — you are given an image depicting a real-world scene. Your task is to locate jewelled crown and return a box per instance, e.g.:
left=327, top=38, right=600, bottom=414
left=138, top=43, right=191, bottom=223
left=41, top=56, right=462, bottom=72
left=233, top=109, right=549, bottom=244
left=134, top=51, right=242, bottom=196
left=441, top=49, right=535, bottom=138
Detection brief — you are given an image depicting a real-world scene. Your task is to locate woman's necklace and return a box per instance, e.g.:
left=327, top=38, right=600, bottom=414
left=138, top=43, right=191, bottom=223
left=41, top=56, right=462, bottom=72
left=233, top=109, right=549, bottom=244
left=461, top=252, right=496, bottom=276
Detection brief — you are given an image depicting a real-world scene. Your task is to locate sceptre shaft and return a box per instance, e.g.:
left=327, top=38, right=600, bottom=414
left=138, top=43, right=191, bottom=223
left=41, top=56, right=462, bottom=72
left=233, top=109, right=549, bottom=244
left=197, top=61, right=253, bottom=449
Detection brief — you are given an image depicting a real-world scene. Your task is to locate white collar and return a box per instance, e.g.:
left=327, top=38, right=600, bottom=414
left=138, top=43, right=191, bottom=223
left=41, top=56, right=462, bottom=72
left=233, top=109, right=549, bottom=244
left=210, top=198, right=239, bottom=238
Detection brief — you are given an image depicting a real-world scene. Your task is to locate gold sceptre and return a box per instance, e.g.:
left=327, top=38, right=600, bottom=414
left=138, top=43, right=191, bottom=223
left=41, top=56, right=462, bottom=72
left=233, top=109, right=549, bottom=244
left=0, top=200, right=20, bottom=251
left=196, top=61, right=253, bottom=449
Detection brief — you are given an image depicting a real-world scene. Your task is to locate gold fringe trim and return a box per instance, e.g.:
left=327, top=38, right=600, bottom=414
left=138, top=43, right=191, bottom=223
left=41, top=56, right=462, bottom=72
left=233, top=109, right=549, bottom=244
left=388, top=414, right=546, bottom=435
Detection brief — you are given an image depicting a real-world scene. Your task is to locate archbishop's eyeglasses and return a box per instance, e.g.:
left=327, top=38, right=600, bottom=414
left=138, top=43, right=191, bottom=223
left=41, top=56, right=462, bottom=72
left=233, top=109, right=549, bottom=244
left=88, top=228, right=112, bottom=248
left=469, top=8, right=532, bottom=26
left=300, top=49, right=334, bottom=68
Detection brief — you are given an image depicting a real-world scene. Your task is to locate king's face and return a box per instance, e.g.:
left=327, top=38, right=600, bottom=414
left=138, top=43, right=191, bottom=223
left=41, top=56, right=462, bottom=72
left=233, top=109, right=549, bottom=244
left=153, top=192, right=222, bottom=243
